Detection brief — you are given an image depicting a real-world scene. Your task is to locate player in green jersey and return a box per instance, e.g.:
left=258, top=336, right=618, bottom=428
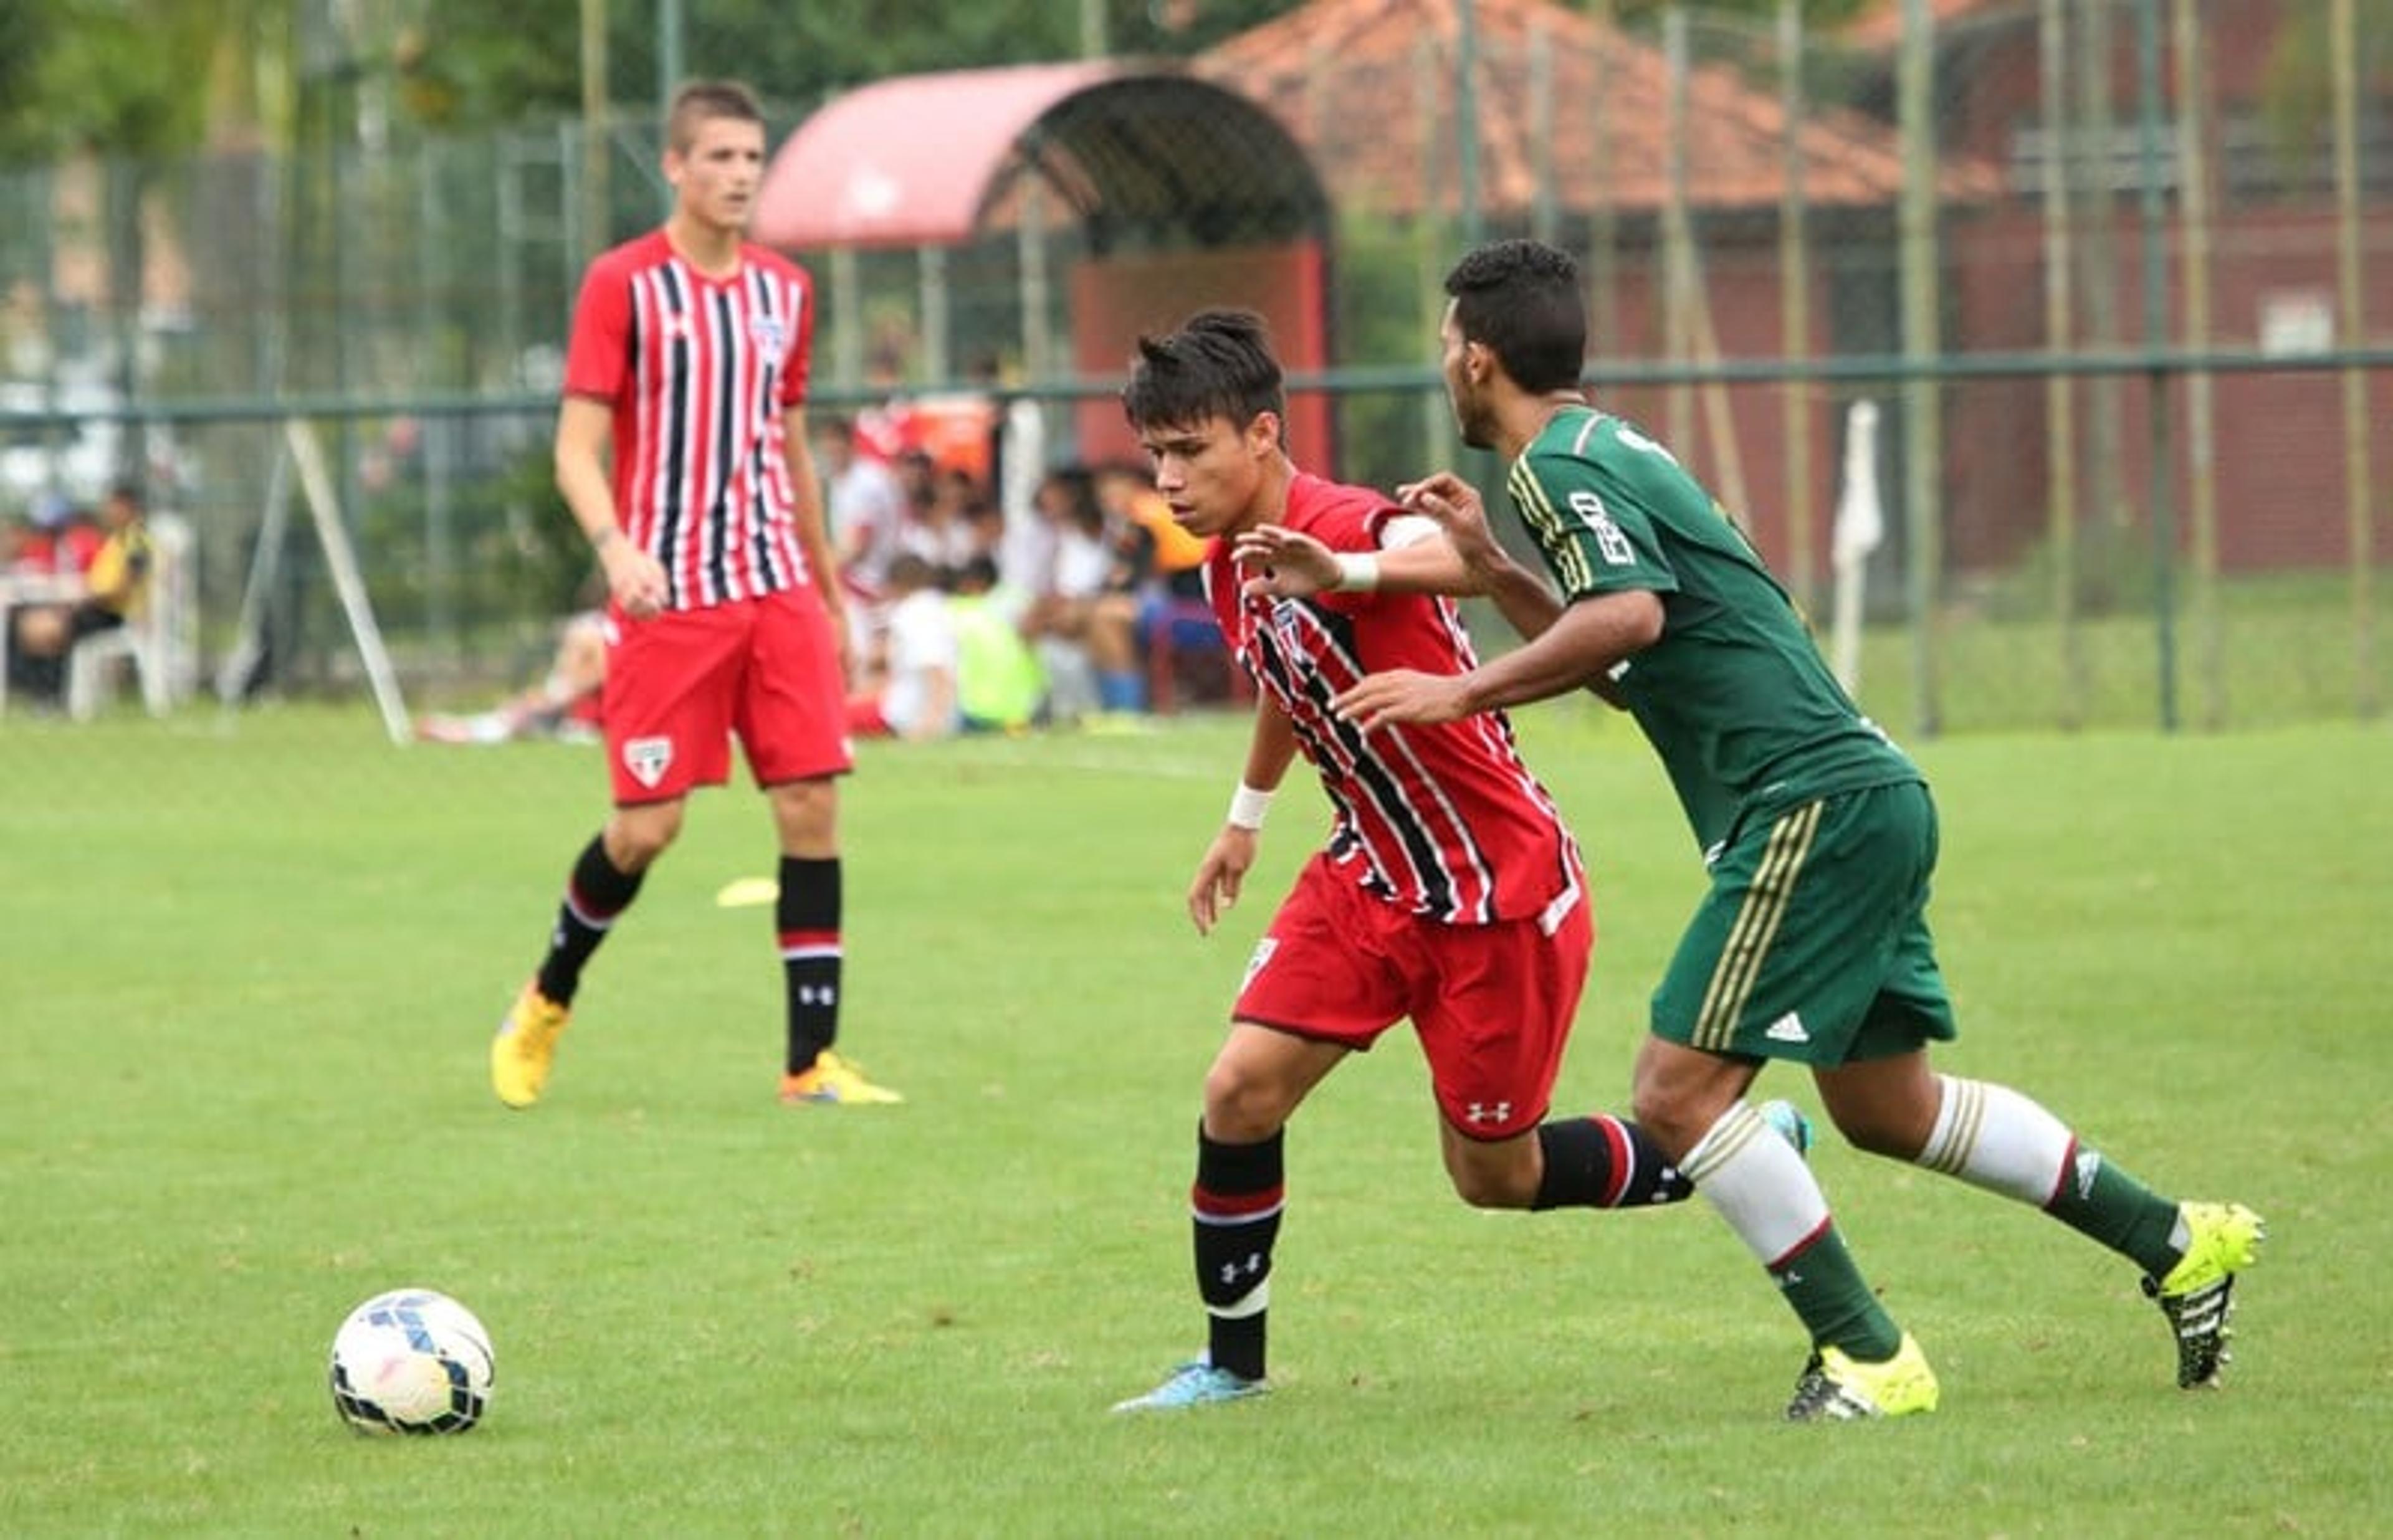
left=1236, top=239, right=2262, bottom=1420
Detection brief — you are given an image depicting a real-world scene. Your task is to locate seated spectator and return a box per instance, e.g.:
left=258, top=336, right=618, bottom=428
left=33, top=491, right=103, bottom=574
left=898, top=462, right=989, bottom=577
left=846, top=553, right=959, bottom=742
left=7, top=482, right=150, bottom=705
left=1021, top=465, right=1150, bottom=721
left=942, top=559, right=1038, bottom=731
left=813, top=413, right=909, bottom=622
left=416, top=609, right=607, bottom=745
left=1097, top=460, right=1206, bottom=601
left=5, top=510, right=57, bottom=575
left=948, top=555, right=1044, bottom=733
left=1096, top=459, right=1239, bottom=709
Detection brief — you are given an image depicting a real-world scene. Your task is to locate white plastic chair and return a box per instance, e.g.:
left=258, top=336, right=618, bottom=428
left=67, top=512, right=195, bottom=720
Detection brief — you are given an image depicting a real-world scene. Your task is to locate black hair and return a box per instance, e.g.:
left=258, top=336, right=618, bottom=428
left=1120, top=308, right=1285, bottom=439
left=1441, top=239, right=1587, bottom=394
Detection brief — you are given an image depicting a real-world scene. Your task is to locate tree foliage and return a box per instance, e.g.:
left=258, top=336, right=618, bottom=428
left=396, top=0, right=1302, bottom=130
left=0, top=0, right=256, bottom=164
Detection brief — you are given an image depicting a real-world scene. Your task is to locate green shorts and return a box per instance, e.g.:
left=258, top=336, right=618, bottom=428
left=1651, top=780, right=1957, bottom=1065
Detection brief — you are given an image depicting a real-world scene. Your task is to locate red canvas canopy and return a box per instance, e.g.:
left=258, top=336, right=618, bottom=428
left=754, top=62, right=1125, bottom=250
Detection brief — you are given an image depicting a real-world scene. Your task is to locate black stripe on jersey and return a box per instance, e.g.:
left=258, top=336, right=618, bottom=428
left=745, top=268, right=792, bottom=593
left=704, top=285, right=738, bottom=604
left=654, top=265, right=694, bottom=610
left=1275, top=599, right=1459, bottom=920
left=1239, top=601, right=1400, bottom=900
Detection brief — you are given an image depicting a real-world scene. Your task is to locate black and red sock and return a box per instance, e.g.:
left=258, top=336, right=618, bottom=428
left=1193, top=1124, right=1283, bottom=1382
left=534, top=835, right=644, bottom=1005
left=1532, top=1113, right=1696, bottom=1209
left=778, top=855, right=842, bottom=1075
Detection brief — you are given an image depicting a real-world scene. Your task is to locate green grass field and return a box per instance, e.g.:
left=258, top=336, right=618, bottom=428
left=2, top=704, right=2388, bottom=1537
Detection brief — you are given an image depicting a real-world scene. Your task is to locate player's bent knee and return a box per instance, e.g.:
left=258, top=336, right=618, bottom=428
left=1200, top=1062, right=1299, bottom=1143
left=1629, top=1082, right=1706, bottom=1150
left=1446, top=1159, right=1535, bottom=1210
left=1440, top=1129, right=1540, bottom=1210
left=606, top=805, right=685, bottom=870
left=1828, top=1108, right=1929, bottom=1161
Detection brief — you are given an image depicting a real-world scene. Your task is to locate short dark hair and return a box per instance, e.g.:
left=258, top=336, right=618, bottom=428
left=1120, top=308, right=1285, bottom=439
left=1442, top=239, right=1587, bottom=394
left=667, top=80, right=764, bottom=152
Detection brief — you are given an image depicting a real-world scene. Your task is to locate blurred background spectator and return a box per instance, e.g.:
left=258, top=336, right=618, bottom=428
left=846, top=552, right=960, bottom=742
left=6, top=482, right=150, bottom=707
left=415, top=606, right=606, bottom=746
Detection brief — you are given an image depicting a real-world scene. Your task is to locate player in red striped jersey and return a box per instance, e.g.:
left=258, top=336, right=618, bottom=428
left=1110, top=310, right=1796, bottom=1412
left=489, top=80, right=900, bottom=1111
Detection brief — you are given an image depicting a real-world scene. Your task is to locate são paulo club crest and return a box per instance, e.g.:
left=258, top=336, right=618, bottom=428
left=748, top=312, right=788, bottom=357
left=623, top=735, right=673, bottom=789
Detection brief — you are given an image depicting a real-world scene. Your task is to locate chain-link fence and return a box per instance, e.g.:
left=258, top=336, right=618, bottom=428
left=1, top=0, right=2385, bottom=736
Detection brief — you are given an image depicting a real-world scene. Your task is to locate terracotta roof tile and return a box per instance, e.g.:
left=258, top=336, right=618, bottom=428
left=1196, top=0, right=2002, bottom=217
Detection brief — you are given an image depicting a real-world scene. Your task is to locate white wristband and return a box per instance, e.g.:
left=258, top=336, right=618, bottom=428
left=1226, top=782, right=1275, bottom=831
left=1330, top=551, right=1381, bottom=592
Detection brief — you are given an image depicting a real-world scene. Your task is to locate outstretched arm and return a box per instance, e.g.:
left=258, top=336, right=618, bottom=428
left=1231, top=472, right=1560, bottom=634
left=1332, top=589, right=1663, bottom=733
left=1233, top=520, right=1473, bottom=599
left=1400, top=470, right=1631, bottom=708
left=1392, top=472, right=1566, bottom=644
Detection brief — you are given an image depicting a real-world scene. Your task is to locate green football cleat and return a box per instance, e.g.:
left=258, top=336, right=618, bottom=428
left=1785, top=1332, right=1940, bottom=1422
left=2142, top=1201, right=2265, bottom=1389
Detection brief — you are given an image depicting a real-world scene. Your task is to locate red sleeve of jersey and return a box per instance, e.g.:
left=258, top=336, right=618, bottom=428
left=1284, top=475, right=1382, bottom=551
left=1287, top=475, right=1402, bottom=614
left=767, top=250, right=813, bottom=411
left=561, top=247, right=631, bottom=404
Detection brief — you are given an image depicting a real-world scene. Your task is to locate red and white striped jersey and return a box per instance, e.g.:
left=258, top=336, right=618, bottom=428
left=1204, top=473, right=1585, bottom=926
left=563, top=230, right=817, bottom=612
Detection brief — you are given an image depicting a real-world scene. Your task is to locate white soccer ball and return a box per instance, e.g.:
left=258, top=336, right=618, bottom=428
left=328, top=1288, right=494, bottom=1435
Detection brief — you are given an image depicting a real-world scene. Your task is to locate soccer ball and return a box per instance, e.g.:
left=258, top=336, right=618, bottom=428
left=328, top=1288, right=494, bottom=1435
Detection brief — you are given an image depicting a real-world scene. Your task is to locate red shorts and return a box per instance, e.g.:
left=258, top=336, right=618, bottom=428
left=601, top=586, right=852, bottom=804
left=1233, top=850, right=1592, bottom=1141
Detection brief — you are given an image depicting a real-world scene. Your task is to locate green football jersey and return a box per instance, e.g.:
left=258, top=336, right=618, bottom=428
left=1505, top=406, right=1918, bottom=852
